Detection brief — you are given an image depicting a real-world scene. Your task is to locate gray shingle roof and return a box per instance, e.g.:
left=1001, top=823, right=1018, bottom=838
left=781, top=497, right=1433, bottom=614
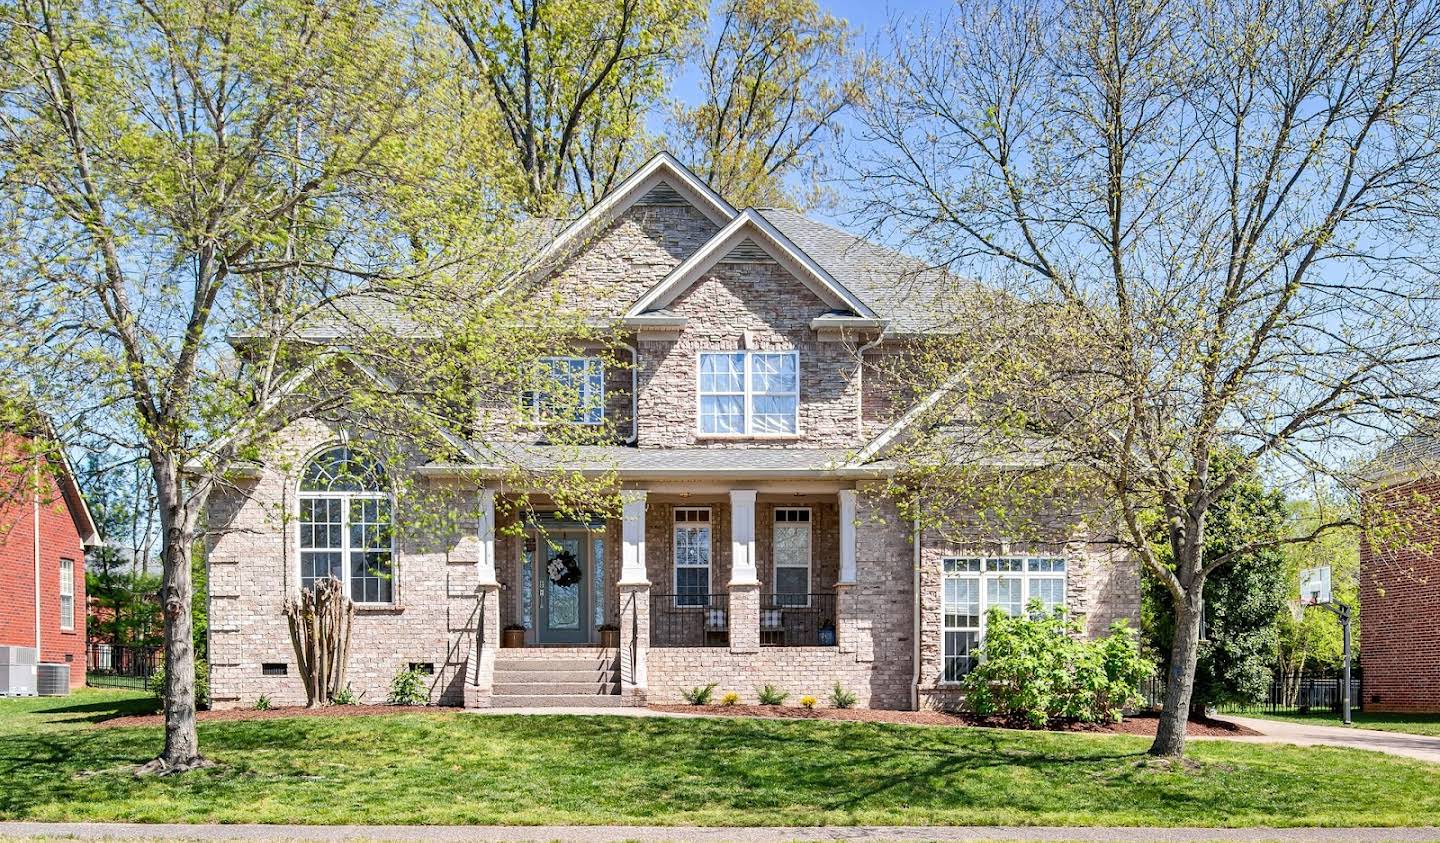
left=1366, top=421, right=1440, bottom=485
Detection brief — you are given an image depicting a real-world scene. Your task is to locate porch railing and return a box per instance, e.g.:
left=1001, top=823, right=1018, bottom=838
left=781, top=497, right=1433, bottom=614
left=761, top=593, right=838, bottom=647
left=650, top=593, right=730, bottom=648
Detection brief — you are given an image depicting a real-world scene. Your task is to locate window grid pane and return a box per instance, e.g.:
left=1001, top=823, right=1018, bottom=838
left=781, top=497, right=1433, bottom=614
left=698, top=351, right=798, bottom=435
left=674, top=509, right=712, bottom=607
left=943, top=556, right=1067, bottom=682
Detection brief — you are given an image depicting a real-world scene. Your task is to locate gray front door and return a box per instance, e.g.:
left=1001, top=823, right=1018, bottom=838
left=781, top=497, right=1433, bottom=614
left=538, top=533, right=588, bottom=644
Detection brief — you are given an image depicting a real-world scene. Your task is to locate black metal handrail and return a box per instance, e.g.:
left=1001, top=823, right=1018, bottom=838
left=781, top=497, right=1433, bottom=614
left=650, top=593, right=730, bottom=648
left=761, top=593, right=838, bottom=647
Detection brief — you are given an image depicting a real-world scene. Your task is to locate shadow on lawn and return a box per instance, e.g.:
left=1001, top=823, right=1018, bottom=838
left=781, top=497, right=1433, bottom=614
left=31, top=695, right=161, bottom=724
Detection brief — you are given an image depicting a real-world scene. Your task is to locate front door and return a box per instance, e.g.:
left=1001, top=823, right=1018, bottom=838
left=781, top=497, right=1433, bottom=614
left=538, top=532, right=588, bottom=644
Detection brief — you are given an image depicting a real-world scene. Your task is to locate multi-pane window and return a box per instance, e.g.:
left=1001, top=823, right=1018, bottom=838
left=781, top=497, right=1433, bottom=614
left=533, top=357, right=604, bottom=425
left=298, top=446, right=394, bottom=604
left=673, top=508, right=712, bottom=607
left=697, top=351, right=798, bottom=435
left=942, top=557, right=1067, bottom=681
left=58, top=558, right=74, bottom=630
left=772, top=508, right=811, bottom=606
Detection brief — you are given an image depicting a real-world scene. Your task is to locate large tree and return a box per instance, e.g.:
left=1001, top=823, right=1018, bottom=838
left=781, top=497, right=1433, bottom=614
left=670, top=0, right=864, bottom=207
left=437, top=0, right=702, bottom=211
left=853, top=0, right=1440, bottom=756
left=0, top=0, right=608, bottom=772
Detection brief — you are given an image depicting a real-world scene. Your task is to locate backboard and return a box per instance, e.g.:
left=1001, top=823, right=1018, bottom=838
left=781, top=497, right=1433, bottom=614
left=1299, top=566, right=1332, bottom=606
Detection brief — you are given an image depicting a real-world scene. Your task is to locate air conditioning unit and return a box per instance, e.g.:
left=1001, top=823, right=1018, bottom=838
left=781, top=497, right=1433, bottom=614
left=0, top=647, right=38, bottom=696
left=37, top=663, right=70, bottom=696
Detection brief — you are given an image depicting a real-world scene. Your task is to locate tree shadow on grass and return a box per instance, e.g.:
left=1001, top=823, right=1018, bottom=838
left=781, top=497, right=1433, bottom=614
left=31, top=696, right=161, bottom=725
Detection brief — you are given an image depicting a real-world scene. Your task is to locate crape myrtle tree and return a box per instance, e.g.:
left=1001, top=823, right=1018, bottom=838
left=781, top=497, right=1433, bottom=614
left=852, top=0, right=1440, bottom=756
left=0, top=0, right=619, bottom=773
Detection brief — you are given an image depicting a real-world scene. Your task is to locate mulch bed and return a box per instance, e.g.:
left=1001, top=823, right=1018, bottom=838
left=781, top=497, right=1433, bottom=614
left=648, top=704, right=1261, bottom=737
left=97, top=704, right=455, bottom=728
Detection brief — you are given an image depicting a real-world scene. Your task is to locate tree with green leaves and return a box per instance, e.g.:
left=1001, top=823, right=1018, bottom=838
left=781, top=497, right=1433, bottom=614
left=437, top=0, right=703, bottom=211
left=669, top=0, right=864, bottom=207
left=854, top=0, right=1440, bottom=756
left=1277, top=494, right=1361, bottom=701
left=1143, top=457, right=1289, bottom=714
left=0, top=0, right=611, bottom=773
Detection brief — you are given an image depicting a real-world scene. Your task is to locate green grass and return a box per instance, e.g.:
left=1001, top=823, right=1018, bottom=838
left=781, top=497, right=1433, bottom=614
left=1234, top=709, right=1440, bottom=737
left=3, top=688, right=1440, bottom=827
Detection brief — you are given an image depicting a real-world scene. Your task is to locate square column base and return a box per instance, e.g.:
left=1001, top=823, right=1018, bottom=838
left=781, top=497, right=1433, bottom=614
left=619, top=582, right=651, bottom=698
left=464, top=584, right=501, bottom=708
left=729, top=581, right=761, bottom=654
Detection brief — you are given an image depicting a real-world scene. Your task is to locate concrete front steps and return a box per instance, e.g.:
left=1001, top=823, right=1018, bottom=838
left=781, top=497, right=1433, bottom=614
left=489, top=648, right=643, bottom=708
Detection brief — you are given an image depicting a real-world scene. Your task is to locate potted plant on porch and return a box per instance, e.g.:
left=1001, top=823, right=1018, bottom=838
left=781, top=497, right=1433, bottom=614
left=502, top=624, right=526, bottom=648
left=597, top=623, right=620, bottom=649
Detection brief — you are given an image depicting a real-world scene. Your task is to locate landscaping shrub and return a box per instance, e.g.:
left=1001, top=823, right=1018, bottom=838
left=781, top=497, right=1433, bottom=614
left=147, top=659, right=210, bottom=710
left=253, top=694, right=271, bottom=711
left=799, top=695, right=817, bottom=709
left=720, top=691, right=739, bottom=706
left=682, top=683, right=717, bottom=705
left=757, top=684, right=788, bottom=705
left=387, top=667, right=429, bottom=706
left=333, top=684, right=358, bottom=705
left=829, top=683, right=857, bottom=709
left=962, top=602, right=1150, bottom=727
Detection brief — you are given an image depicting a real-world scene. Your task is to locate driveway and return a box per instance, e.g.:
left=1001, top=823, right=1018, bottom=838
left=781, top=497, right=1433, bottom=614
left=1209, top=716, right=1440, bottom=764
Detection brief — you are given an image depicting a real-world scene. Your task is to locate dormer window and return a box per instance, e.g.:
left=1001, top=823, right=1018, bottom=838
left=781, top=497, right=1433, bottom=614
left=532, top=357, right=604, bottom=425
left=697, top=351, right=798, bottom=435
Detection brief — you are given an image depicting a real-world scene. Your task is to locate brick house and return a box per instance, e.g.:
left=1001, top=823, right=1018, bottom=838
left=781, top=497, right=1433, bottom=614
left=1360, top=427, right=1440, bottom=712
left=205, top=154, right=1139, bottom=710
left=0, top=426, right=100, bottom=690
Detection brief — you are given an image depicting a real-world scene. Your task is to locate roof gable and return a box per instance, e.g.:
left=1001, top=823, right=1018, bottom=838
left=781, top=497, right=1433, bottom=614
left=626, top=209, right=879, bottom=320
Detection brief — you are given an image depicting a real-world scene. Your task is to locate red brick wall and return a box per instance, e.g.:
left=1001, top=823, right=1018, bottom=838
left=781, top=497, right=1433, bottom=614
left=0, top=436, right=87, bottom=687
left=1360, top=477, right=1440, bottom=712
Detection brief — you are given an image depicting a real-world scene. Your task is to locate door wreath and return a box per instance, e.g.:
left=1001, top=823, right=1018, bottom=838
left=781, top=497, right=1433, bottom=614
left=546, top=550, right=582, bottom=588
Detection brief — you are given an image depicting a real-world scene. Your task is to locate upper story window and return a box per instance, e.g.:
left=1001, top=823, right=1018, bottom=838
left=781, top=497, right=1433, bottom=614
left=298, top=446, right=394, bottom=604
left=58, top=558, right=74, bottom=630
left=532, top=357, right=604, bottom=425
left=941, top=557, right=1067, bottom=682
left=697, top=351, right=798, bottom=435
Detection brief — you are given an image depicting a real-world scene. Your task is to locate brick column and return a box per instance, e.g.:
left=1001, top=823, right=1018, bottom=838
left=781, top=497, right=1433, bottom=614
left=728, top=582, right=760, bottom=653
left=729, top=489, right=760, bottom=654
left=618, top=490, right=649, bottom=699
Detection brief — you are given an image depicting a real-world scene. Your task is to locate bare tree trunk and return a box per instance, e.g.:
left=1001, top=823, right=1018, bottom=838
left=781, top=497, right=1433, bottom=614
left=138, top=457, right=208, bottom=774
left=1151, top=590, right=1205, bottom=757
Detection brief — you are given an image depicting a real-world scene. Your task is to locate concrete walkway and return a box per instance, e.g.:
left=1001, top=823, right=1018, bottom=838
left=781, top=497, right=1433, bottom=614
left=1206, top=716, right=1440, bottom=764
left=3, top=823, right=1440, bottom=842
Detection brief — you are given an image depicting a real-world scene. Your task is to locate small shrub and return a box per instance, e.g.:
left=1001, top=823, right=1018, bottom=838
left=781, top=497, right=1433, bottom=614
left=332, top=684, right=358, bottom=706
left=829, top=683, right=857, bottom=709
left=799, top=695, right=817, bottom=709
left=757, top=684, right=788, bottom=706
left=962, top=602, right=1152, bottom=727
left=682, top=682, right=718, bottom=705
left=387, top=667, right=429, bottom=706
left=147, top=659, right=211, bottom=710
left=253, top=694, right=272, bottom=711
left=720, top=691, right=740, bottom=706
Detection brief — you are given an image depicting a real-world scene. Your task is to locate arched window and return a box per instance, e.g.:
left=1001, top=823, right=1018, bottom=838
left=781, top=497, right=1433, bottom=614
left=298, top=446, right=393, bottom=604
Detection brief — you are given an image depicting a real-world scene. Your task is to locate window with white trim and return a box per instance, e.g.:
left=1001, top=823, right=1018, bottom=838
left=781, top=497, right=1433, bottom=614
left=941, top=557, right=1067, bottom=681
left=531, top=357, right=604, bottom=425
left=772, top=507, right=811, bottom=606
left=697, top=351, right=798, bottom=435
left=58, top=558, right=74, bottom=630
left=298, top=446, right=394, bottom=604
left=673, top=508, right=712, bottom=607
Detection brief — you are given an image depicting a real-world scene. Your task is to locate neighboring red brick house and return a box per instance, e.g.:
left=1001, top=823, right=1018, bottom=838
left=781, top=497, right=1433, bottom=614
left=1360, top=428, right=1440, bottom=712
left=0, top=427, right=100, bottom=689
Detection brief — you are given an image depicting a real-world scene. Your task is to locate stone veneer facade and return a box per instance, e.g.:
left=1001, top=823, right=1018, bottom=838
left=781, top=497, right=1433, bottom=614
left=205, top=171, right=1141, bottom=710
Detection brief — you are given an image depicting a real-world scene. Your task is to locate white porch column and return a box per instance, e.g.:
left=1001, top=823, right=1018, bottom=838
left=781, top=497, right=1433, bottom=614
left=619, top=490, right=649, bottom=585
left=477, top=488, right=498, bottom=586
left=838, top=489, right=858, bottom=585
left=728, top=489, right=759, bottom=585
left=618, top=489, right=650, bottom=699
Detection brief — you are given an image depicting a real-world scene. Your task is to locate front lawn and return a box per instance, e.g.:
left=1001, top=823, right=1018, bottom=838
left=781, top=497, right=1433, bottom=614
left=2, top=688, right=1439, bottom=827
left=1235, top=709, right=1440, bottom=737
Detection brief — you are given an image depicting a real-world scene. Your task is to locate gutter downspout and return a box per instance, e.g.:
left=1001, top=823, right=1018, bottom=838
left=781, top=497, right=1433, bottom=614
left=33, top=453, right=42, bottom=657
left=911, top=510, right=922, bottom=711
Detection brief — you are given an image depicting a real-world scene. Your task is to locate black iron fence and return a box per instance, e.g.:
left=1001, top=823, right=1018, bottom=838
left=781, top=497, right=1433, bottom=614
left=87, top=643, right=159, bottom=690
left=650, top=593, right=730, bottom=647
left=1140, top=669, right=1362, bottom=715
left=761, top=593, right=838, bottom=647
